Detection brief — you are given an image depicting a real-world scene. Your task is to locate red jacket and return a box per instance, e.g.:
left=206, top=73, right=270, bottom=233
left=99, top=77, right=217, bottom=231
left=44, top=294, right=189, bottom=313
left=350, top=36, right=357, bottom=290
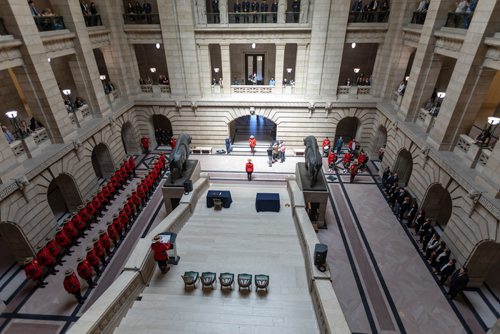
left=118, top=211, right=129, bottom=226
left=350, top=164, right=359, bottom=176
left=93, top=241, right=106, bottom=258
left=56, top=230, right=71, bottom=248
left=63, top=221, right=78, bottom=239
left=132, top=192, right=141, bottom=206
left=151, top=241, right=170, bottom=261
left=358, top=153, right=367, bottom=164
left=24, top=259, right=43, bottom=280
left=328, top=152, right=336, bottom=165
left=141, top=137, right=150, bottom=149
left=86, top=202, right=96, bottom=216
left=113, top=217, right=124, bottom=232
left=72, top=215, right=86, bottom=231
left=86, top=249, right=100, bottom=267
left=63, top=273, right=81, bottom=294
left=128, top=156, right=136, bottom=170
left=170, top=137, right=176, bottom=149
left=46, top=239, right=61, bottom=257
left=248, top=138, right=256, bottom=148
left=92, top=197, right=101, bottom=212
left=246, top=162, right=254, bottom=173
left=79, top=208, right=91, bottom=223
left=322, top=138, right=331, bottom=148
left=343, top=152, right=352, bottom=164
left=36, top=247, right=55, bottom=267
left=99, top=233, right=112, bottom=250
left=107, top=224, right=119, bottom=241
left=77, top=260, right=94, bottom=279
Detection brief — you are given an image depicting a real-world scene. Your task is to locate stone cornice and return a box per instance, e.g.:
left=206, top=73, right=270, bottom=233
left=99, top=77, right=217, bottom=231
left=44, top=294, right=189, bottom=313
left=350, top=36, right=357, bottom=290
left=88, top=27, right=111, bottom=48
left=40, top=30, right=76, bottom=57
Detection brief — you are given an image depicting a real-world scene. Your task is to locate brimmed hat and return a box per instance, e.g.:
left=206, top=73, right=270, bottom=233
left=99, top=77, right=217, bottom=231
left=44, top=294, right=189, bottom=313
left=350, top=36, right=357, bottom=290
left=78, top=205, right=85, bottom=209
left=92, top=237, right=99, bottom=243
left=35, top=245, right=43, bottom=251
left=106, top=221, right=112, bottom=226
left=23, top=257, right=33, bottom=265
left=99, top=230, right=106, bottom=235
left=247, top=159, right=252, bottom=162
left=152, top=235, right=161, bottom=242
left=64, top=269, right=74, bottom=276
left=46, top=237, right=52, bottom=242
left=86, top=246, right=93, bottom=252
left=56, top=226, right=63, bottom=232
left=250, top=135, right=255, bottom=139
left=77, top=256, right=85, bottom=263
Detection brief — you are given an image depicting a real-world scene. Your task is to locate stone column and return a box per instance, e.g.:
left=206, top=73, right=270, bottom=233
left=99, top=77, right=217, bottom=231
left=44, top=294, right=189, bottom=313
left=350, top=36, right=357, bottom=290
left=196, top=0, right=207, bottom=25
left=278, top=0, right=287, bottom=23
left=2, top=0, right=74, bottom=143
left=0, top=130, right=18, bottom=182
left=408, top=53, right=442, bottom=120
left=475, top=137, right=500, bottom=198
left=274, top=43, right=286, bottom=93
left=427, top=0, right=500, bottom=150
left=50, top=0, right=110, bottom=117
left=198, top=44, right=212, bottom=96
left=220, top=0, right=228, bottom=24
left=294, top=43, right=308, bottom=95
left=220, top=44, right=231, bottom=94
left=299, top=0, right=309, bottom=23
left=399, top=0, right=453, bottom=121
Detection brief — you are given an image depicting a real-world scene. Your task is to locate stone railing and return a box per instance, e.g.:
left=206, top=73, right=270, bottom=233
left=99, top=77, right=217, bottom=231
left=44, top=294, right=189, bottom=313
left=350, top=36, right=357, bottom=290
left=140, top=84, right=153, bottom=93
left=416, top=108, right=436, bottom=133
left=231, top=85, right=274, bottom=94
left=456, top=134, right=472, bottom=153
left=10, top=140, right=26, bottom=157
left=159, top=84, right=171, bottom=94
left=69, top=178, right=209, bottom=334
left=337, top=85, right=372, bottom=98
left=80, top=104, right=91, bottom=118
left=31, top=128, right=49, bottom=145
left=478, top=149, right=491, bottom=166
left=34, top=15, right=66, bottom=32
left=287, top=179, right=350, bottom=334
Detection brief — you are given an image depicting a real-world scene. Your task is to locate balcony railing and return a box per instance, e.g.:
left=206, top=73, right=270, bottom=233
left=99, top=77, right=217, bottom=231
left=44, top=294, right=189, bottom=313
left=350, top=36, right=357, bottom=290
left=31, top=128, right=49, bottom=145
left=123, top=14, right=159, bottom=25
left=231, top=85, right=274, bottom=94
left=84, top=14, right=103, bottom=27
left=416, top=108, right=436, bottom=133
left=34, top=16, right=66, bottom=32
left=337, top=85, right=372, bottom=97
left=445, top=12, right=473, bottom=29
left=227, top=12, right=277, bottom=24
left=0, top=18, right=8, bottom=35
left=348, top=11, right=390, bottom=23
left=285, top=12, right=300, bottom=23
left=411, top=11, right=427, bottom=24
left=140, top=84, right=171, bottom=94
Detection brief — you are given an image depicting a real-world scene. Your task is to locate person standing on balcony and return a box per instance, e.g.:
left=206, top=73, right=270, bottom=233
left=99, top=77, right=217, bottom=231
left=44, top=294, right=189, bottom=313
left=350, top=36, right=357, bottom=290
left=212, top=0, right=220, bottom=23
left=28, top=0, right=41, bottom=16
left=143, top=1, right=152, bottom=23
left=234, top=0, right=241, bottom=23
left=251, top=0, right=259, bottom=23
left=243, top=0, right=250, bottom=23
left=292, top=0, right=300, bottom=22
left=271, top=0, right=278, bottom=22
left=261, top=0, right=269, bottom=22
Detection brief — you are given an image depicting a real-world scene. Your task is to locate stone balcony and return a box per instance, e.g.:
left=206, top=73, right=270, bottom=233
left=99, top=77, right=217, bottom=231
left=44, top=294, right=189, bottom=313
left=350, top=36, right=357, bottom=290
left=9, top=128, right=50, bottom=162
left=40, top=29, right=76, bottom=58
left=0, top=35, right=23, bottom=71
left=416, top=108, right=436, bottom=133
left=337, top=85, right=372, bottom=99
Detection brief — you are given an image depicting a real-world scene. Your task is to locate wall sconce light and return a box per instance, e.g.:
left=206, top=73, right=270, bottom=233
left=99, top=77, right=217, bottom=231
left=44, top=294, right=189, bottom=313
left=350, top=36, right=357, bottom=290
left=488, top=116, right=500, bottom=126
left=437, top=92, right=446, bottom=99
left=62, top=89, right=71, bottom=96
left=405, top=76, right=410, bottom=81
left=214, top=68, right=220, bottom=73
left=156, top=43, right=160, bottom=49
left=5, top=110, right=18, bottom=119
left=150, top=67, right=157, bottom=73
left=48, top=58, right=51, bottom=63
left=99, top=75, right=106, bottom=81
left=353, top=68, right=360, bottom=74
left=351, top=42, right=356, bottom=48
left=251, top=43, right=256, bottom=49
left=286, top=68, right=292, bottom=73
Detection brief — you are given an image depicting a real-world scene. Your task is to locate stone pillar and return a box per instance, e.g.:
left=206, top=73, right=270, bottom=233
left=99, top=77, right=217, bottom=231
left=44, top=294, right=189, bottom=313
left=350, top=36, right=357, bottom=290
left=318, top=0, right=349, bottom=97
left=220, top=0, right=228, bottom=24
left=198, top=44, right=212, bottom=96
left=428, top=0, right=500, bottom=150
left=299, top=0, right=310, bottom=23
left=0, top=130, right=18, bottom=182
left=2, top=0, right=74, bottom=143
left=95, top=0, right=140, bottom=96
left=278, top=0, right=287, bottom=23
left=274, top=43, right=286, bottom=93
left=220, top=44, right=231, bottom=94
left=399, top=0, right=453, bottom=121
left=196, top=0, right=207, bottom=25
left=295, top=43, right=308, bottom=95
left=50, top=0, right=110, bottom=117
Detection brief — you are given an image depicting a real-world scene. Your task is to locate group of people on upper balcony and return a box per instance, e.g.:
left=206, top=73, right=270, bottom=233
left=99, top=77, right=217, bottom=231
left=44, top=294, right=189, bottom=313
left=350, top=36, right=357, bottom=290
left=79, top=0, right=100, bottom=26
left=350, top=0, right=390, bottom=23
left=411, top=0, right=429, bottom=24
left=2, top=118, right=43, bottom=144
left=345, top=73, right=372, bottom=86
left=28, top=0, right=64, bottom=30
left=210, top=0, right=301, bottom=24
left=125, top=0, right=153, bottom=23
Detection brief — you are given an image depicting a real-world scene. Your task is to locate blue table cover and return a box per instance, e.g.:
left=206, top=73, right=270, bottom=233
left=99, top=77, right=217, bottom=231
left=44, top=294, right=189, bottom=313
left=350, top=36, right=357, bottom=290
left=206, top=190, right=232, bottom=208
left=256, top=193, right=280, bottom=212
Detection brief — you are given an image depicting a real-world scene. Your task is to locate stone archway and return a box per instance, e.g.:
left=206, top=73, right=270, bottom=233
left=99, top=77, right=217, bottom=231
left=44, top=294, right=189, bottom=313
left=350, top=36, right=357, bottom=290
left=393, top=149, right=413, bottom=186
left=47, top=173, right=83, bottom=219
left=466, top=240, right=500, bottom=287
left=91, top=143, right=115, bottom=179
left=421, top=183, right=452, bottom=229
left=152, top=114, right=173, bottom=146
left=121, top=121, right=140, bottom=155
left=372, top=125, right=387, bottom=158
left=228, top=115, right=277, bottom=146
left=335, top=117, right=359, bottom=143
left=0, top=222, right=33, bottom=264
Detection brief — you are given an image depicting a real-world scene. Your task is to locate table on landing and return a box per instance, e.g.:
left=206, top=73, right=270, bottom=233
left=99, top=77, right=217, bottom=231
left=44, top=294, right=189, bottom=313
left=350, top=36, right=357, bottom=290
left=206, top=190, right=233, bottom=208
left=255, top=193, right=280, bottom=212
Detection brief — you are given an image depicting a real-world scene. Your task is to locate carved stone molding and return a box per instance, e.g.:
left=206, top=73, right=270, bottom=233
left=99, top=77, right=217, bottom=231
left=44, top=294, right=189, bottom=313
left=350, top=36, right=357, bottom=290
left=0, top=38, right=23, bottom=71
left=40, top=31, right=76, bottom=56
left=124, top=27, right=162, bottom=44
left=434, top=31, right=464, bottom=58
left=403, top=27, right=421, bottom=48
left=88, top=28, right=111, bottom=48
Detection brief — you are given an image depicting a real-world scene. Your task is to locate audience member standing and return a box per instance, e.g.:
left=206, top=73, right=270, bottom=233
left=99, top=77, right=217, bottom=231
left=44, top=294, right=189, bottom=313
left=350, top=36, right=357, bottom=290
left=63, top=269, right=85, bottom=304
left=248, top=135, right=257, bottom=155
left=448, top=267, right=469, bottom=299
left=246, top=159, right=254, bottom=181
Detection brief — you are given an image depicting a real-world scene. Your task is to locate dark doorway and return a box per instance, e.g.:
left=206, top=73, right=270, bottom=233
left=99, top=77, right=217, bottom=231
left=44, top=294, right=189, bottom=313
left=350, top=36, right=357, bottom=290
left=47, top=174, right=83, bottom=219
left=91, top=143, right=115, bottom=179
left=393, top=149, right=413, bottom=186
left=245, top=54, right=265, bottom=85
left=229, top=115, right=276, bottom=146
left=121, top=121, right=140, bottom=155
left=335, top=117, right=359, bottom=143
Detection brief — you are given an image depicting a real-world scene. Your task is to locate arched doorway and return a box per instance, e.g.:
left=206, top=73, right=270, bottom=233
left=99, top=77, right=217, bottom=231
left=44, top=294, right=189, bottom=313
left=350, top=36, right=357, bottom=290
left=372, top=125, right=387, bottom=158
left=421, top=183, right=452, bottom=229
left=335, top=117, right=359, bottom=143
left=47, top=174, right=83, bottom=219
left=466, top=241, right=500, bottom=287
left=152, top=114, right=173, bottom=146
left=229, top=115, right=277, bottom=146
left=121, top=122, right=140, bottom=155
left=91, top=143, right=115, bottom=179
left=393, top=149, right=413, bottom=186
left=0, top=223, right=33, bottom=263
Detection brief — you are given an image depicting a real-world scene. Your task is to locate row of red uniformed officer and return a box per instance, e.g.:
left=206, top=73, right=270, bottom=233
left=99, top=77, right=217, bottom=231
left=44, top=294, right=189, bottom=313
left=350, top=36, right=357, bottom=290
left=63, top=154, right=167, bottom=303
left=24, top=157, right=136, bottom=289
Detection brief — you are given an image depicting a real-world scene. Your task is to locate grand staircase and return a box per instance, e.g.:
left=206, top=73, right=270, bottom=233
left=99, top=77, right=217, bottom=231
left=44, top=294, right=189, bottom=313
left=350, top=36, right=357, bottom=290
left=115, top=183, right=319, bottom=334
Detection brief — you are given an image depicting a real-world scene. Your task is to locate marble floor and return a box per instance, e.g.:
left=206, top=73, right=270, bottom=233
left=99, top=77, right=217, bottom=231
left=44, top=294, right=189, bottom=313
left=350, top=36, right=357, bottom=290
left=1, top=149, right=497, bottom=334
left=116, top=183, right=319, bottom=334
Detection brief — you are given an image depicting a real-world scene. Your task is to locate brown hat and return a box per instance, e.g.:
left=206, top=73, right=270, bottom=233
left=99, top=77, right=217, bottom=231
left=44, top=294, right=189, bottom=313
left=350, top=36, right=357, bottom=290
left=92, top=237, right=99, bottom=243
left=86, top=246, right=93, bottom=252
left=99, top=230, right=106, bottom=235
left=64, top=268, right=74, bottom=276
left=106, top=221, right=112, bottom=226
left=23, top=257, right=33, bottom=265
left=35, top=245, right=43, bottom=251
left=152, top=235, right=161, bottom=242
left=56, top=226, right=63, bottom=232
left=46, top=237, right=52, bottom=242
left=78, top=205, right=85, bottom=209
left=72, top=211, right=78, bottom=216
left=77, top=256, right=85, bottom=263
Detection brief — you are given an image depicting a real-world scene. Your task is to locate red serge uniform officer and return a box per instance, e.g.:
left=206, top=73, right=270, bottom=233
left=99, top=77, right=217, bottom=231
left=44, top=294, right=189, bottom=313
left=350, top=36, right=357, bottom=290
left=63, top=269, right=85, bottom=304
left=36, top=245, right=58, bottom=275
left=141, top=136, right=150, bottom=154
left=71, top=211, right=87, bottom=238
left=92, top=237, right=107, bottom=265
left=45, top=237, right=64, bottom=265
left=112, top=214, right=124, bottom=240
left=24, top=257, right=47, bottom=288
left=106, top=221, right=119, bottom=246
left=86, top=245, right=101, bottom=275
left=150, top=235, right=171, bottom=274
left=98, top=230, right=112, bottom=256
left=56, top=226, right=73, bottom=255
left=128, top=156, right=136, bottom=177
left=77, top=256, right=96, bottom=288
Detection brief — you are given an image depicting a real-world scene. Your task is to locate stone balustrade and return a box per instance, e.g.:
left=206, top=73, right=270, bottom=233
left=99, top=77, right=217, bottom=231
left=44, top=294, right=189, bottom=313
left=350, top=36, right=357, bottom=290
left=231, top=85, right=274, bottom=94
left=31, top=128, right=49, bottom=145
left=159, top=84, right=171, bottom=94
left=140, top=84, right=171, bottom=95
left=478, top=149, right=491, bottom=167
left=337, top=85, right=372, bottom=98
left=10, top=140, right=26, bottom=157
left=416, top=108, right=436, bottom=133
left=456, top=134, right=472, bottom=154
left=140, top=84, right=153, bottom=93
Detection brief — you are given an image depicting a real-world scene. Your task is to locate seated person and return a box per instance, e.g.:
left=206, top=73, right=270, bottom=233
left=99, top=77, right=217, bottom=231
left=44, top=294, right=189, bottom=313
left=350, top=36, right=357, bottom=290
left=475, top=128, right=492, bottom=146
